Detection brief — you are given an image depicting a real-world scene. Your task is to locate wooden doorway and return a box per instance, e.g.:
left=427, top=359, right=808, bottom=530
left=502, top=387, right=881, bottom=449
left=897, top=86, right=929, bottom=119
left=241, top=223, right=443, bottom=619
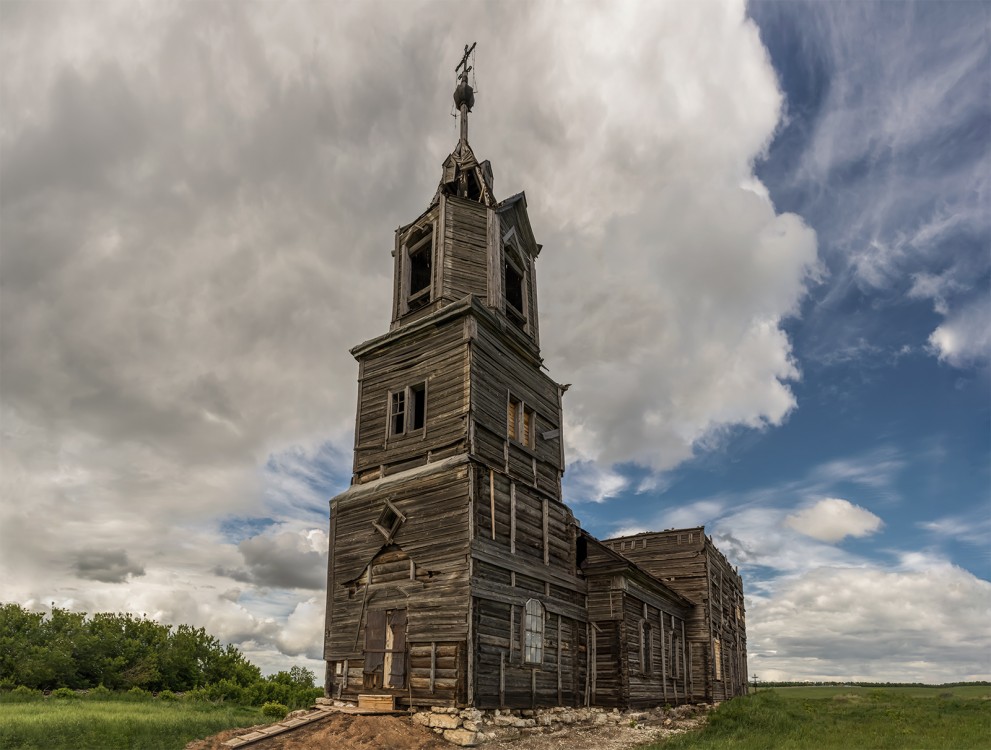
left=363, top=609, right=407, bottom=690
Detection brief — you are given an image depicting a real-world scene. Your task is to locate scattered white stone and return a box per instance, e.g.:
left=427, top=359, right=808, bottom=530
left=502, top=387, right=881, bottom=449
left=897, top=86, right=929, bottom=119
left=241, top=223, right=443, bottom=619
left=428, top=713, right=462, bottom=729
left=442, top=728, right=478, bottom=746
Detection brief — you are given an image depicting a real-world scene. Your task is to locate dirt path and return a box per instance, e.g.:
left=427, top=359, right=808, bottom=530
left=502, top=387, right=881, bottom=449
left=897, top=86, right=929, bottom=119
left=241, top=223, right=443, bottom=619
left=186, top=708, right=706, bottom=750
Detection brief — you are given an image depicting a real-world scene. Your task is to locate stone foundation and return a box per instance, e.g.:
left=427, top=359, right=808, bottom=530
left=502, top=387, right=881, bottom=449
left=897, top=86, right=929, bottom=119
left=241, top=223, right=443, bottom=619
left=411, top=703, right=712, bottom=747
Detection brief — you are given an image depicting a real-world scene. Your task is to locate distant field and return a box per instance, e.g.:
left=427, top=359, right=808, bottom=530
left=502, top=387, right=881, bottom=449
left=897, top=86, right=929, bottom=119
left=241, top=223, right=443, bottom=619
left=0, top=700, right=265, bottom=750
left=643, top=686, right=991, bottom=749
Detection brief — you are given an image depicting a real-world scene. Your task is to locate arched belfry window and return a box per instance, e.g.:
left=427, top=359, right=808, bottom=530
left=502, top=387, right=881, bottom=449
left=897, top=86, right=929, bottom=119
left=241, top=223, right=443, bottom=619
left=502, top=233, right=527, bottom=330
left=404, top=223, right=433, bottom=312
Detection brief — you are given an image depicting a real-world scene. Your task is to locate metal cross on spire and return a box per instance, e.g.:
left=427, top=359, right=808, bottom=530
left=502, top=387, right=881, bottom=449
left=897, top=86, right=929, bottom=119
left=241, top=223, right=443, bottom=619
left=456, top=42, right=476, bottom=80
left=453, top=42, right=476, bottom=145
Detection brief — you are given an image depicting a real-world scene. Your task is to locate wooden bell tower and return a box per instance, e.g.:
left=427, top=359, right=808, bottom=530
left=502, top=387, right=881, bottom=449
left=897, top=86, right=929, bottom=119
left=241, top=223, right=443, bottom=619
left=323, top=45, right=588, bottom=710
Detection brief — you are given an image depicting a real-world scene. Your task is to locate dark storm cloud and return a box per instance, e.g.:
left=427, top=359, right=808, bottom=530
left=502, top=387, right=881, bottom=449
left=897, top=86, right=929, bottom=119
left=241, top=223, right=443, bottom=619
left=230, top=530, right=327, bottom=590
left=73, top=549, right=145, bottom=583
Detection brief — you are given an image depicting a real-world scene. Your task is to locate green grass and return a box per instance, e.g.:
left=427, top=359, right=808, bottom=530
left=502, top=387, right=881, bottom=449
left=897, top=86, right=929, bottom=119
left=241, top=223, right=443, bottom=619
left=642, top=687, right=991, bottom=750
left=0, top=698, right=267, bottom=750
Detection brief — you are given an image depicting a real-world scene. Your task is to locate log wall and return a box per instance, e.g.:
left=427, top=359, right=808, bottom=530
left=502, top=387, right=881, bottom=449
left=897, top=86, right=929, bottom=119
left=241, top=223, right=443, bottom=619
left=601, top=528, right=748, bottom=702
left=325, top=462, right=471, bottom=707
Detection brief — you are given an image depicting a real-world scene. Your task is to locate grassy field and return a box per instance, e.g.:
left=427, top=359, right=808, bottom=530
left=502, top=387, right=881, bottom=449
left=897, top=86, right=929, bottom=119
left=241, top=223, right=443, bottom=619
left=0, top=699, right=266, bottom=750
left=644, top=686, right=991, bottom=749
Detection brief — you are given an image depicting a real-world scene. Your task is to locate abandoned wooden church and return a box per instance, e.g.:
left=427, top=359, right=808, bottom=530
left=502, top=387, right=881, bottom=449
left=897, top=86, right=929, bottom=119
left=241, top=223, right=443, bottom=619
left=323, top=51, right=748, bottom=711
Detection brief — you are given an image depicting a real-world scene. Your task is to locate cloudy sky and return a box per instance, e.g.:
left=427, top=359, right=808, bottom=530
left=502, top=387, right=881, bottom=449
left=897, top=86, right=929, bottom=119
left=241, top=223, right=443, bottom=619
left=1, top=0, right=988, bottom=683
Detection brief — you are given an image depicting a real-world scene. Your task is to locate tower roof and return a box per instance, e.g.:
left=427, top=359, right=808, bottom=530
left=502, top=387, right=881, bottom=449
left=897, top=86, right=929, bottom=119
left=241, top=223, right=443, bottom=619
left=434, top=43, right=495, bottom=206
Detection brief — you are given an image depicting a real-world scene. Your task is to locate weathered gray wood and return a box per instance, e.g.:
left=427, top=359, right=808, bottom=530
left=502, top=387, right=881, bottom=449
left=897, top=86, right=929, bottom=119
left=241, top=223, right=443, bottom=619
left=326, top=107, right=745, bottom=710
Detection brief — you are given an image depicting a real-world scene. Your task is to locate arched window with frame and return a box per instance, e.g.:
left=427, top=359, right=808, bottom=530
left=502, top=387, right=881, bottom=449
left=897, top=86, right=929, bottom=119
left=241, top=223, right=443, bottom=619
left=640, top=619, right=653, bottom=675
left=523, top=598, right=544, bottom=665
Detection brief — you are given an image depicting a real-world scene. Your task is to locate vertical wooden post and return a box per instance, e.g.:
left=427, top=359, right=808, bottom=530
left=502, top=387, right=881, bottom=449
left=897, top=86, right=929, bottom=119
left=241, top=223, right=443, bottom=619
left=660, top=611, right=668, bottom=704
left=542, top=498, right=549, bottom=565
left=509, top=604, right=515, bottom=661
left=684, top=623, right=692, bottom=701
left=530, top=668, right=536, bottom=709
left=430, top=642, right=437, bottom=693
left=510, top=482, right=516, bottom=554
left=499, top=652, right=505, bottom=707
left=556, top=615, right=562, bottom=704
left=489, top=469, right=496, bottom=540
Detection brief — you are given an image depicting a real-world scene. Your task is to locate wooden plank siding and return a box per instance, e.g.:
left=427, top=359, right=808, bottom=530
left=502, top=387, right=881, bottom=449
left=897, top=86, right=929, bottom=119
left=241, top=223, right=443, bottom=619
left=352, top=312, right=470, bottom=479
left=601, top=528, right=749, bottom=702
left=581, top=534, right=693, bottom=708
left=325, top=135, right=749, bottom=713
left=325, top=462, right=472, bottom=707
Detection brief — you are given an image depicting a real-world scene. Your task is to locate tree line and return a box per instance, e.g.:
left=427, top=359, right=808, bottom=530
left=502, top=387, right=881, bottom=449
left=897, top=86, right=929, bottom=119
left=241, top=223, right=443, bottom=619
left=0, top=604, right=321, bottom=708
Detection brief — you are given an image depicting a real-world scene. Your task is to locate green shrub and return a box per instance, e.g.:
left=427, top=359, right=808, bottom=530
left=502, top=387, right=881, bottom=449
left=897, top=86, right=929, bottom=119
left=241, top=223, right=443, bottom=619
left=156, top=689, right=178, bottom=701
left=0, top=677, right=16, bottom=692
left=50, top=687, right=79, bottom=699
left=3, top=686, right=43, bottom=702
left=122, top=686, right=152, bottom=701
left=86, top=684, right=114, bottom=700
left=201, top=679, right=244, bottom=703
left=261, top=701, right=289, bottom=719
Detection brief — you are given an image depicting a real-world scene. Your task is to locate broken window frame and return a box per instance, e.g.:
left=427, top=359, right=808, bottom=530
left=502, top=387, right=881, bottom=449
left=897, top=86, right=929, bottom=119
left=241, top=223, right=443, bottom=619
left=388, top=381, right=427, bottom=439
left=507, top=393, right=535, bottom=449
left=372, top=499, right=406, bottom=542
left=502, top=236, right=527, bottom=330
left=403, top=223, right=433, bottom=313
left=522, top=598, right=544, bottom=666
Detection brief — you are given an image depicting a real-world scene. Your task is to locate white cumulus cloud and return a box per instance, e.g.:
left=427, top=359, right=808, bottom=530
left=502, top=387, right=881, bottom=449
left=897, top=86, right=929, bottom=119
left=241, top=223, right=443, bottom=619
left=785, top=498, right=884, bottom=543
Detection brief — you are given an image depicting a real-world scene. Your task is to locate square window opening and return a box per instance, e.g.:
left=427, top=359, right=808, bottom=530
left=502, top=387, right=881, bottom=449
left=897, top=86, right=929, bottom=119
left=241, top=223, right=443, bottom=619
left=389, top=382, right=427, bottom=438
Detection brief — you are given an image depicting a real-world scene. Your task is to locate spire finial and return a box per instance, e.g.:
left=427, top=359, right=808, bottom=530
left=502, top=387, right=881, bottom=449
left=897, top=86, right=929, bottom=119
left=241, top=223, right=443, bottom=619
left=454, top=42, right=476, bottom=144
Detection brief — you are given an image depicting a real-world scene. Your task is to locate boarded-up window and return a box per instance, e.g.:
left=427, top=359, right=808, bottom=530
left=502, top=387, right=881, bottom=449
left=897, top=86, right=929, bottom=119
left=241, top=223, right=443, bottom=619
left=507, top=396, right=519, bottom=441
left=507, top=395, right=535, bottom=448
left=714, top=637, right=722, bottom=681
left=523, top=599, right=544, bottom=665
left=522, top=408, right=533, bottom=447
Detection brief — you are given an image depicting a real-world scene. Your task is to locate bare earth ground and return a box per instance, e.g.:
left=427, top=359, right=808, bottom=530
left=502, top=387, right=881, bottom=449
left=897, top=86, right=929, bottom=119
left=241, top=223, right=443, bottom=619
left=186, top=709, right=706, bottom=750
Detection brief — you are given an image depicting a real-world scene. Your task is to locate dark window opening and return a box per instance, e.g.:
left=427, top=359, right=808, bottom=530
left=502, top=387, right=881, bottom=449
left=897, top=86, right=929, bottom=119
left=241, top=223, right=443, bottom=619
left=389, top=382, right=427, bottom=438
left=406, top=225, right=432, bottom=311
left=504, top=256, right=525, bottom=328
left=410, top=382, right=426, bottom=431
left=576, top=537, right=588, bottom=570
left=465, top=170, right=482, bottom=202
